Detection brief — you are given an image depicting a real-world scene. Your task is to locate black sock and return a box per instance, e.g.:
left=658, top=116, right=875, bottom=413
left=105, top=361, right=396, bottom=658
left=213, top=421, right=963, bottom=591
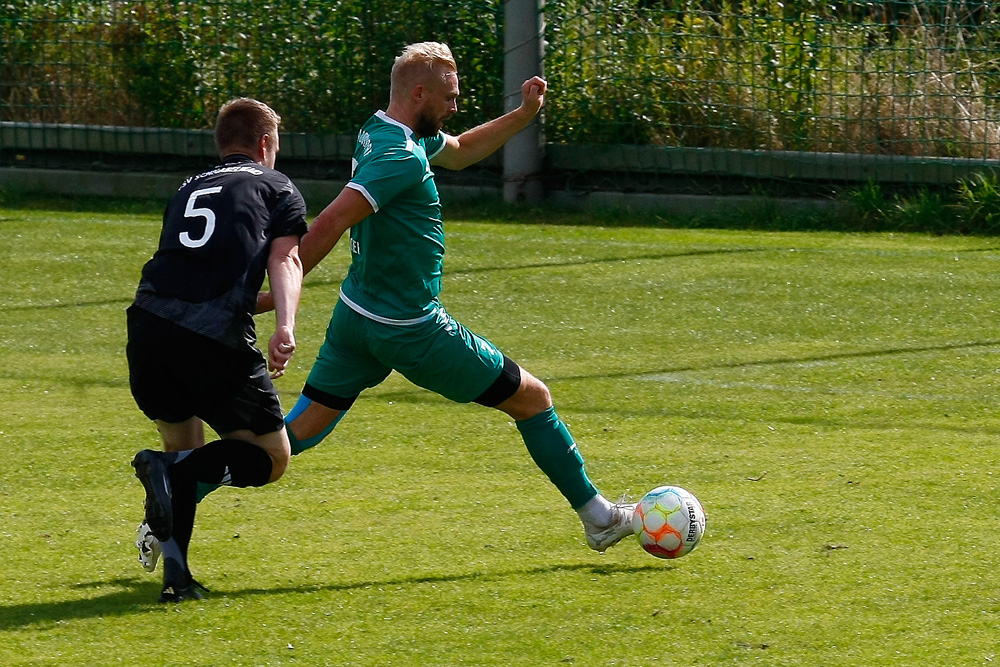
left=172, top=439, right=273, bottom=488
left=169, top=473, right=198, bottom=562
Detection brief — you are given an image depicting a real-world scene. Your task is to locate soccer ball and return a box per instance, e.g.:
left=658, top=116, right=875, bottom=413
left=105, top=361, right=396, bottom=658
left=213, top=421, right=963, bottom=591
left=632, top=486, right=706, bottom=559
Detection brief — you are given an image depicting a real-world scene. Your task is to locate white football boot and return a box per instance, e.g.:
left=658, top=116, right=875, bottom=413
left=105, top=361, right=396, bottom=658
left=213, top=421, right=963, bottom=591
left=136, top=520, right=161, bottom=572
left=583, top=499, right=637, bottom=553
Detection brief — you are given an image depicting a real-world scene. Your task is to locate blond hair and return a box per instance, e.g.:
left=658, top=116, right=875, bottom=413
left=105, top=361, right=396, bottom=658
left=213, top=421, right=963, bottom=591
left=215, top=98, right=281, bottom=155
left=390, top=42, right=457, bottom=101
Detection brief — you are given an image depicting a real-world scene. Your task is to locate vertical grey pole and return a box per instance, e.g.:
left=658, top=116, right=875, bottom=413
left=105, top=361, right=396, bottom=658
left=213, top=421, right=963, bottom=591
left=503, top=0, right=544, bottom=204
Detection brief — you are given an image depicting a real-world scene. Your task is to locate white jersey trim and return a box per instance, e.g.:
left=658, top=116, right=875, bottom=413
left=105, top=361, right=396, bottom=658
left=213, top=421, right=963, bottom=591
left=375, top=110, right=414, bottom=138
left=345, top=182, right=379, bottom=212
left=425, top=133, right=448, bottom=160
left=374, top=109, right=444, bottom=158
left=339, top=288, right=437, bottom=326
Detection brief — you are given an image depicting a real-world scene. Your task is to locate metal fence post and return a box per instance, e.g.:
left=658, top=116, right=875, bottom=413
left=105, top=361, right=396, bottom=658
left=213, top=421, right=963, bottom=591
left=503, top=0, right=544, bottom=204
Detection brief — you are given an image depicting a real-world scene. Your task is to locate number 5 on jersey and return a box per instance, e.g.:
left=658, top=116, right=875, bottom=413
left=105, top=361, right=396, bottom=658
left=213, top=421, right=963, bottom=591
left=180, top=186, right=223, bottom=248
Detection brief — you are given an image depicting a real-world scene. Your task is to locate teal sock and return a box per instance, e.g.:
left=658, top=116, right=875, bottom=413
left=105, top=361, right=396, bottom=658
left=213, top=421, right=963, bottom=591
left=286, top=395, right=347, bottom=455
left=516, top=406, right=599, bottom=509
left=287, top=427, right=308, bottom=456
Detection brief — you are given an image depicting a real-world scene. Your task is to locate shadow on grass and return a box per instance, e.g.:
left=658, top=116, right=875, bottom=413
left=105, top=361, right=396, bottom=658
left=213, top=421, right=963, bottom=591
left=225, top=561, right=669, bottom=600
left=572, top=338, right=1000, bottom=382
left=0, top=577, right=163, bottom=630
left=302, top=246, right=772, bottom=292
left=0, top=248, right=769, bottom=313
left=372, top=338, right=1000, bottom=435
left=0, top=296, right=132, bottom=313
left=369, top=338, right=1000, bottom=396
left=0, top=562, right=666, bottom=630
left=448, top=247, right=770, bottom=276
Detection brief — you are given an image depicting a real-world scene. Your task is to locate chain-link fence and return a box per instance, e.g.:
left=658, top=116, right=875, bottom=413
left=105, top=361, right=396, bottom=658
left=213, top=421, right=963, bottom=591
left=0, top=1, right=501, bottom=178
left=1, top=1, right=502, bottom=130
left=544, top=0, right=1000, bottom=194
left=3, top=1, right=999, bottom=195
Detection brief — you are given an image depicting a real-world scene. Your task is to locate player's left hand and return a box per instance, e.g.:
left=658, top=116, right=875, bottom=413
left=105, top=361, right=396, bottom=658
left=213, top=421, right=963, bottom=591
left=268, top=327, right=296, bottom=379
left=255, top=290, right=275, bottom=314
left=521, top=76, right=547, bottom=115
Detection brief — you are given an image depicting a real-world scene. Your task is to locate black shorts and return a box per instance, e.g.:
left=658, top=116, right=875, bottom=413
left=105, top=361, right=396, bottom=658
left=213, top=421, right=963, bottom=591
left=126, top=306, right=284, bottom=435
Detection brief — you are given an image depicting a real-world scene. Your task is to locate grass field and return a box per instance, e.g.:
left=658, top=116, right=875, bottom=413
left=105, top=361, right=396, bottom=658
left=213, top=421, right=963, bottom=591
left=2, top=200, right=1000, bottom=666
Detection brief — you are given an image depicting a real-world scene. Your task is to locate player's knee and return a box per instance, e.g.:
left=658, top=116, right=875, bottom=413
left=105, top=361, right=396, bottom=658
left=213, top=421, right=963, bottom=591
left=498, top=372, right=553, bottom=420
left=526, top=378, right=552, bottom=411
left=268, top=451, right=289, bottom=483
left=258, top=430, right=291, bottom=483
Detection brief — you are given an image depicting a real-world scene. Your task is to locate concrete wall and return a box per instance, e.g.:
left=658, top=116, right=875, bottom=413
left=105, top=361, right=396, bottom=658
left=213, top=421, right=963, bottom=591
left=1, top=166, right=848, bottom=220
left=0, top=167, right=501, bottom=210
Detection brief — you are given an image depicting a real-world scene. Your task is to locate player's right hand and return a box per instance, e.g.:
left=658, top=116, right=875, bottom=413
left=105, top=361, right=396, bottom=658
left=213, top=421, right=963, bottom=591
left=268, top=326, right=295, bottom=378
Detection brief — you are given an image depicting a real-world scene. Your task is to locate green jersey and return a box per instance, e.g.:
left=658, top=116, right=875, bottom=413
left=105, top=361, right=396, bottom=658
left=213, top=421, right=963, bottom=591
left=340, top=110, right=447, bottom=324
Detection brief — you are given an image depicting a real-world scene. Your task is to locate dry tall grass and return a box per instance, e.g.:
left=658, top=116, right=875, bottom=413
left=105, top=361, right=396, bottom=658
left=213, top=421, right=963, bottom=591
left=545, top=0, right=1000, bottom=157
left=2, top=1, right=998, bottom=158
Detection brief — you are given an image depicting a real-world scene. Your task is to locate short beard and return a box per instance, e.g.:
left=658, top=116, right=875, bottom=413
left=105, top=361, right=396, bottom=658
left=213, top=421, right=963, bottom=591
left=413, top=111, right=441, bottom=139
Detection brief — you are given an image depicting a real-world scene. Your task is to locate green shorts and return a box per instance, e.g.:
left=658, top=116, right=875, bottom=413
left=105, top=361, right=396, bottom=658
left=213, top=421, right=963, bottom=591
left=305, top=300, right=506, bottom=404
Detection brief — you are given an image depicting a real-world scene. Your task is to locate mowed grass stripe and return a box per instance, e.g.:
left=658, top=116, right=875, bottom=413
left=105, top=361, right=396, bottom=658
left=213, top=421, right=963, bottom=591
left=2, top=204, right=1000, bottom=666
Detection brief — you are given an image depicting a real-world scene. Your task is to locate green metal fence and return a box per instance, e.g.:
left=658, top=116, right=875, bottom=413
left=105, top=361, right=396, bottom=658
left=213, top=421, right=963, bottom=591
left=544, top=0, right=1000, bottom=193
left=3, top=0, right=1000, bottom=194
left=0, top=0, right=502, bottom=177
left=0, top=1, right=502, bottom=131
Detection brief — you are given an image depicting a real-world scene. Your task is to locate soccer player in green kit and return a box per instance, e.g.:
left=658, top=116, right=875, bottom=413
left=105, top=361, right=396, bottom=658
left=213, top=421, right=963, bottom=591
left=136, top=42, right=634, bottom=566
left=285, top=41, right=636, bottom=552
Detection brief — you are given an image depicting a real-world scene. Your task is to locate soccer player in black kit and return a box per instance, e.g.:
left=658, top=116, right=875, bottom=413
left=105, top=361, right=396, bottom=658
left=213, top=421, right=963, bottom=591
left=127, top=97, right=307, bottom=602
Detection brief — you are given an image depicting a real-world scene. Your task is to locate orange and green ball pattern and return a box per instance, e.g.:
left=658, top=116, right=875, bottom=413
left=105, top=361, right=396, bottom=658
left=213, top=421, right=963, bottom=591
left=632, top=486, right=706, bottom=559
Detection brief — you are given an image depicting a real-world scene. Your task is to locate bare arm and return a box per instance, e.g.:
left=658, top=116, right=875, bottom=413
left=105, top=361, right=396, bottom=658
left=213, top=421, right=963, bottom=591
left=255, top=186, right=373, bottom=315
left=431, top=76, right=547, bottom=171
left=299, top=186, right=374, bottom=275
left=265, top=234, right=304, bottom=378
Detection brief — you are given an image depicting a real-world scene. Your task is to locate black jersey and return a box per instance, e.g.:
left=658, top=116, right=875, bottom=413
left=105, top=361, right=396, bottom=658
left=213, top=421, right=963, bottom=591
left=133, top=154, right=308, bottom=349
